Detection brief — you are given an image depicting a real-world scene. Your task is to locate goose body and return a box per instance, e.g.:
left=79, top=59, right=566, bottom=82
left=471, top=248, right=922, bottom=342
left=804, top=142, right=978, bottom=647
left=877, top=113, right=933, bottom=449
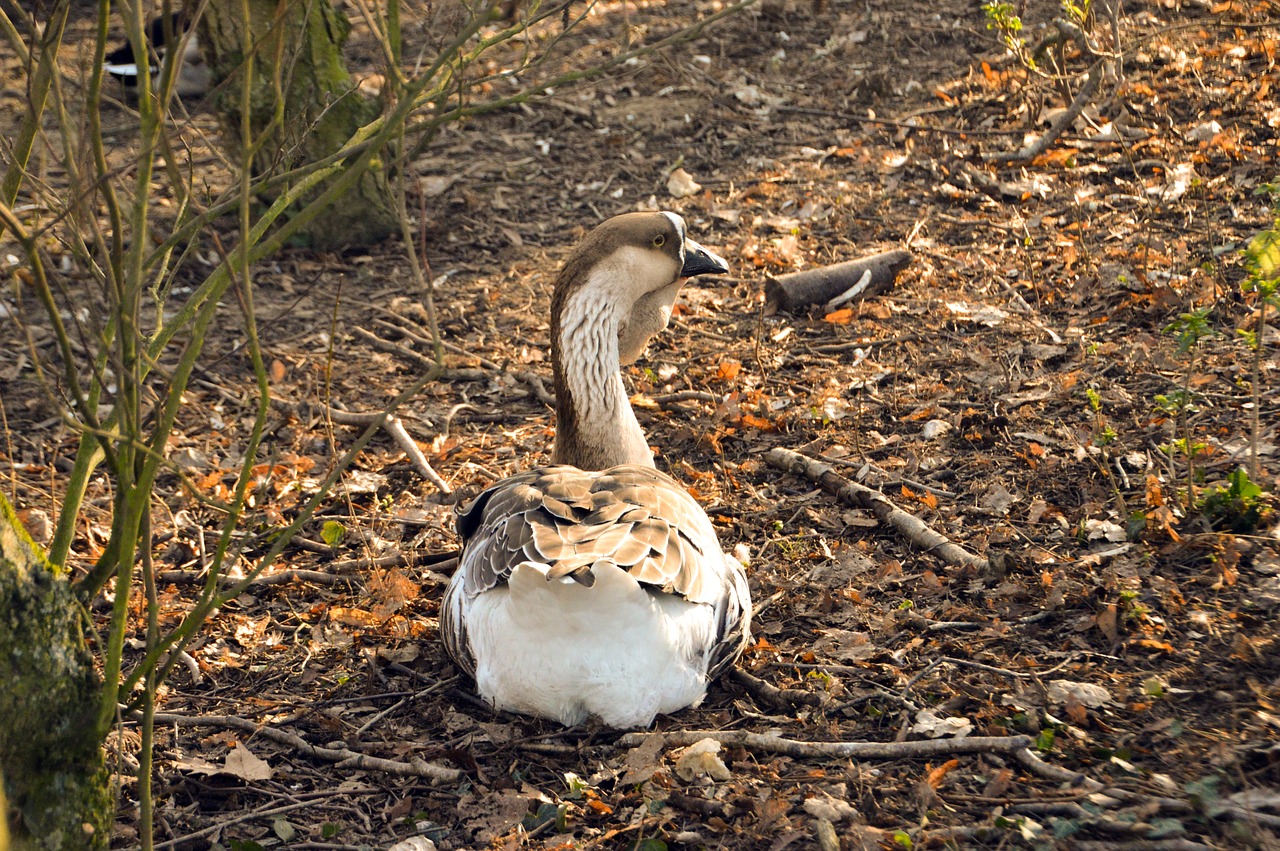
left=441, top=212, right=752, bottom=728
left=104, top=12, right=210, bottom=98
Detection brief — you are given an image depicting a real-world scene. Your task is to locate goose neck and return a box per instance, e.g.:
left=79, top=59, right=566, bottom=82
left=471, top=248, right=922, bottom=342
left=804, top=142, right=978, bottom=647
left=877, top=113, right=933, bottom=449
left=551, top=286, right=653, bottom=470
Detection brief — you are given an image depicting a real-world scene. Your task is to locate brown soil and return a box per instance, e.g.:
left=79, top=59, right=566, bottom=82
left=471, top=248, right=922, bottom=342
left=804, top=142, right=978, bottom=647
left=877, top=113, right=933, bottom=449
left=3, top=0, right=1280, bottom=848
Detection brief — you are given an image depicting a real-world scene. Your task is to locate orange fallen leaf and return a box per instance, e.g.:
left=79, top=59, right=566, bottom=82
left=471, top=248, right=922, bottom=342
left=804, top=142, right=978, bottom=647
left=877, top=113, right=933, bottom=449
left=823, top=308, right=853, bottom=324
left=1096, top=604, right=1119, bottom=643
left=329, top=607, right=384, bottom=628
left=717, top=360, right=742, bottom=381
left=926, top=759, right=959, bottom=789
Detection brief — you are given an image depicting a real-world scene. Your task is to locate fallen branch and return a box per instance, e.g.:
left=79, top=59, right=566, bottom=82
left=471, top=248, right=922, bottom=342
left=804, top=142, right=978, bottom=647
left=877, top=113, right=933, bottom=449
left=765, top=447, right=985, bottom=570
left=764, top=249, right=912, bottom=315
left=985, top=58, right=1105, bottom=162
left=728, top=668, right=829, bottom=712
left=986, top=15, right=1114, bottom=162
left=616, top=730, right=1031, bottom=759
left=329, top=549, right=459, bottom=575
left=146, top=711, right=462, bottom=783
left=324, top=404, right=452, bottom=494
left=1014, top=749, right=1280, bottom=830
left=269, top=393, right=452, bottom=493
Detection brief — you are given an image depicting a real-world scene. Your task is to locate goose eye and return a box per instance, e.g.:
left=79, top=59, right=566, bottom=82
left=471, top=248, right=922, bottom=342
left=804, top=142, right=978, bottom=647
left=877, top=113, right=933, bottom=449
left=653, top=234, right=666, bottom=247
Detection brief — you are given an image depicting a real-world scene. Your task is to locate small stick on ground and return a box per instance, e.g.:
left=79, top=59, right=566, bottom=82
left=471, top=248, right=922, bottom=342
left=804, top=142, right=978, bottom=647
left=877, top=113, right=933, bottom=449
left=156, top=568, right=361, bottom=587
left=766, top=447, right=985, bottom=570
left=329, top=549, right=459, bottom=575
left=372, top=313, right=556, bottom=405
left=764, top=249, right=912, bottom=315
left=616, top=730, right=1032, bottom=759
left=324, top=405, right=452, bottom=494
left=147, top=711, right=462, bottom=783
left=1013, top=748, right=1280, bottom=830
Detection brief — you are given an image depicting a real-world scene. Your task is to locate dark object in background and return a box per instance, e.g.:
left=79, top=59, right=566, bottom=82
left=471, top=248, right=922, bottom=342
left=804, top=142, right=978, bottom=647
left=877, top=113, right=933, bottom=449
left=104, top=10, right=210, bottom=97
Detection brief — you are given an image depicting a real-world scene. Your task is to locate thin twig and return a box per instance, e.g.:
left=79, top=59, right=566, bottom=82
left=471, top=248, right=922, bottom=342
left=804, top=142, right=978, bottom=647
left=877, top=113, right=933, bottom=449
left=146, top=711, right=462, bottom=783
left=156, top=568, right=360, bottom=587
left=616, top=730, right=1032, bottom=759
left=1014, top=749, right=1280, bottom=829
left=372, top=313, right=555, bottom=405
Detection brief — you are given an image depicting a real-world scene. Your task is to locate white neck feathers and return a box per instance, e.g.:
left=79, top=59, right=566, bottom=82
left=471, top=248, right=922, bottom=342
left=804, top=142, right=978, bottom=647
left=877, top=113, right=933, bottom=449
left=553, top=252, right=657, bottom=469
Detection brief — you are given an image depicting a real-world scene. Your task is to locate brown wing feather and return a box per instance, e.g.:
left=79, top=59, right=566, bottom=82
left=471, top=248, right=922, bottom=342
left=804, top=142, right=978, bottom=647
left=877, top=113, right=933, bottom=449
left=442, top=464, right=750, bottom=681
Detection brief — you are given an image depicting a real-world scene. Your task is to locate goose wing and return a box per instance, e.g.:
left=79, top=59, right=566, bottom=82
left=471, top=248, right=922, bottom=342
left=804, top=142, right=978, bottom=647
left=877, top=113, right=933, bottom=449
left=442, top=464, right=750, bottom=679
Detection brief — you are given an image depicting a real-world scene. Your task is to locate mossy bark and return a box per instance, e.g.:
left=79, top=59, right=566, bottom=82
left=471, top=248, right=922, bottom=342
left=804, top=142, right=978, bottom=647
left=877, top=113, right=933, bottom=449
left=0, top=495, right=111, bottom=851
left=202, top=0, right=398, bottom=250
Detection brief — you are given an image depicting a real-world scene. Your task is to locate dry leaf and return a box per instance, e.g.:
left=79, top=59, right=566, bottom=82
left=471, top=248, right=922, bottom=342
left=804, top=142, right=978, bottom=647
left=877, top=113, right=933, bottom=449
left=674, top=738, right=731, bottom=781
left=1047, top=680, right=1112, bottom=708
left=911, top=709, right=973, bottom=739
left=222, top=742, right=273, bottom=781
left=667, top=167, right=702, bottom=199
left=620, top=734, right=666, bottom=785
left=388, top=839, right=437, bottom=851
left=803, top=793, right=858, bottom=822
left=925, top=759, right=960, bottom=789
left=329, top=607, right=384, bottom=627
left=1096, top=603, right=1119, bottom=643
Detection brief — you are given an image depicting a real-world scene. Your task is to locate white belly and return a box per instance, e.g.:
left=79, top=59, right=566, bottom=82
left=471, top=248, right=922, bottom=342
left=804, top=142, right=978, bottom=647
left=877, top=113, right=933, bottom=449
left=463, top=561, right=717, bottom=727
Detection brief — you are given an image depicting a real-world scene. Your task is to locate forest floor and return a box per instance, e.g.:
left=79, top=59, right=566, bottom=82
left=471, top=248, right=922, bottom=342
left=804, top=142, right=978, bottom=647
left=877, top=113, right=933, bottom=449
left=3, top=0, right=1280, bottom=848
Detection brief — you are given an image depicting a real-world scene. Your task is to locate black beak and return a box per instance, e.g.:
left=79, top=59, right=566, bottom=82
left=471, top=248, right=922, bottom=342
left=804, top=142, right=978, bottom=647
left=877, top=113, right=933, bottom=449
left=680, top=239, right=730, bottom=278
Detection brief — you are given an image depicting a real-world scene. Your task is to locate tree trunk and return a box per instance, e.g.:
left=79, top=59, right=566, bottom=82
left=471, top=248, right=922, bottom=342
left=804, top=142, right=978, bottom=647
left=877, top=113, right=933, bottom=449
left=0, top=495, right=111, bottom=851
left=201, top=0, right=398, bottom=250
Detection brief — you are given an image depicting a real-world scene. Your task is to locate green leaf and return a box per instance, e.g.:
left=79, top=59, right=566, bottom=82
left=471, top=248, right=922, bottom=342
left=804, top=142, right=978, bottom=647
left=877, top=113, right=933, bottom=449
left=563, top=771, right=589, bottom=798
left=630, top=840, right=668, bottom=851
left=322, top=520, right=346, bottom=547
left=892, top=830, right=914, bottom=848
left=271, top=819, right=296, bottom=842
left=321, top=823, right=342, bottom=839
left=1035, top=728, right=1056, bottom=752
left=523, top=802, right=568, bottom=833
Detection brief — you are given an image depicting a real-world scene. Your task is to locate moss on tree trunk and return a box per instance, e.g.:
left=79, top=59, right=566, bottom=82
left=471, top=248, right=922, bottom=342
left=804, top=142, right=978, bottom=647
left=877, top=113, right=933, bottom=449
left=0, top=495, right=111, bottom=850
left=202, top=0, right=398, bottom=249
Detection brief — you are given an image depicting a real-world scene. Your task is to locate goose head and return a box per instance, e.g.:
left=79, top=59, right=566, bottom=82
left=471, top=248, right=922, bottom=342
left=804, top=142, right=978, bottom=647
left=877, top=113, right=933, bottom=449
left=549, top=212, right=728, bottom=470
left=552, top=211, right=728, bottom=364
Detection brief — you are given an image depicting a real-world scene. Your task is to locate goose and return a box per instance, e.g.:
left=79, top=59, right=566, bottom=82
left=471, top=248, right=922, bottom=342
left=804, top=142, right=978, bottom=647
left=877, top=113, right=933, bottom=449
left=440, top=211, right=752, bottom=728
left=104, top=11, right=211, bottom=98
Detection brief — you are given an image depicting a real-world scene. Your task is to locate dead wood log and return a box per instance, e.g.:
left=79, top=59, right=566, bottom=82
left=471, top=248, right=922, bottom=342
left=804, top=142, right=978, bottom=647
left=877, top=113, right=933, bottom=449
left=764, top=249, right=912, bottom=315
left=729, top=668, right=829, bottom=711
left=765, top=447, right=985, bottom=570
left=616, top=730, right=1032, bottom=759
